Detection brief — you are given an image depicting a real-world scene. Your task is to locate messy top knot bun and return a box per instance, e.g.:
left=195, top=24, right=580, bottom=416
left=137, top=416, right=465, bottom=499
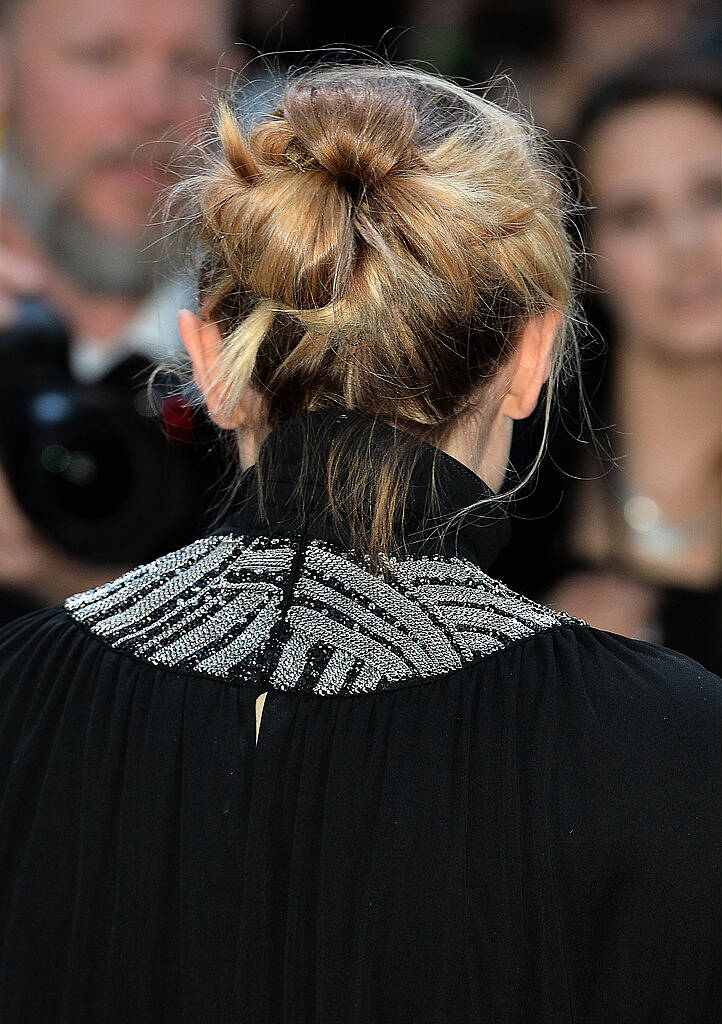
left=277, top=82, right=419, bottom=190
left=174, top=63, right=582, bottom=567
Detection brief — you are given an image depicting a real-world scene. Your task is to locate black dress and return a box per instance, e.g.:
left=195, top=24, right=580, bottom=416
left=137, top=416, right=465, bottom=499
left=1, top=408, right=720, bottom=1023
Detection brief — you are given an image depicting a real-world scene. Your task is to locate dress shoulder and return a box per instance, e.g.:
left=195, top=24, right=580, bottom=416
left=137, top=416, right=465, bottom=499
left=558, top=624, right=721, bottom=734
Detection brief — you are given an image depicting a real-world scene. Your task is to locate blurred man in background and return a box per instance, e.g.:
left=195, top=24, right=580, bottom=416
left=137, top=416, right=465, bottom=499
left=0, top=0, right=239, bottom=619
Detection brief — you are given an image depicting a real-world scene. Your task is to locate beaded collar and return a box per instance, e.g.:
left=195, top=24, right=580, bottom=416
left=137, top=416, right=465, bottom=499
left=65, top=408, right=579, bottom=694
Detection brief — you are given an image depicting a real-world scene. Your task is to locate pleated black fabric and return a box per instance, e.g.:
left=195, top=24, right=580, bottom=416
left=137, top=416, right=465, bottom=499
left=1, top=409, right=720, bottom=1023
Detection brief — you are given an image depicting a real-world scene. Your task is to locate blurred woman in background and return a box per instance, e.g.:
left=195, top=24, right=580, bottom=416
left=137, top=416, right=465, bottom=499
left=497, top=55, right=722, bottom=673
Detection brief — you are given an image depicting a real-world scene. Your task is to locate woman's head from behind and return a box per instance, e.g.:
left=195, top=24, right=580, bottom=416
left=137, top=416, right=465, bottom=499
left=575, top=55, right=722, bottom=362
left=174, top=64, right=578, bottom=566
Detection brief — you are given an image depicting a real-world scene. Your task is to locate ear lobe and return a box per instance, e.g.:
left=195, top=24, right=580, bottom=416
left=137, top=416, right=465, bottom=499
left=498, top=310, right=561, bottom=421
left=178, top=309, right=209, bottom=391
left=177, top=309, right=269, bottom=432
left=177, top=308, right=240, bottom=428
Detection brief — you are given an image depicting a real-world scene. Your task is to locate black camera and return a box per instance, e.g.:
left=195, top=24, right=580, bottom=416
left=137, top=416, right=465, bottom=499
left=0, top=300, right=225, bottom=566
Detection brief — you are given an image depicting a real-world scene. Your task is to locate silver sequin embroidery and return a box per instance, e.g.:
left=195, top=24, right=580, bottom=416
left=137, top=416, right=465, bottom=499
left=65, top=533, right=580, bottom=694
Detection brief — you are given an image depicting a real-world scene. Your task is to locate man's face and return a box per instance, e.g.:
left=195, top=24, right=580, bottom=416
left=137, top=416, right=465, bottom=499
left=2, top=0, right=233, bottom=240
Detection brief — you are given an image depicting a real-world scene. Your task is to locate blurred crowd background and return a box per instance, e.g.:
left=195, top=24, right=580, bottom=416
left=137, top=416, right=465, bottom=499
left=0, top=0, right=720, bottom=671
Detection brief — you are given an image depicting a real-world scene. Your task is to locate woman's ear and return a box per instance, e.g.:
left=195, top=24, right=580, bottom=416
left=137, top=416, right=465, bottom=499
left=178, top=309, right=244, bottom=429
left=498, top=309, right=562, bottom=421
left=177, top=310, right=270, bottom=450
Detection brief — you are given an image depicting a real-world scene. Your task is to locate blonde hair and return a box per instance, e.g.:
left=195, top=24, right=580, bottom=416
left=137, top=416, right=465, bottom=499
left=172, top=63, right=583, bottom=570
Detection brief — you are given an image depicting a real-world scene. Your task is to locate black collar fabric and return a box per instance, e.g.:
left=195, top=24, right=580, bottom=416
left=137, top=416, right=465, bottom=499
left=212, top=406, right=511, bottom=572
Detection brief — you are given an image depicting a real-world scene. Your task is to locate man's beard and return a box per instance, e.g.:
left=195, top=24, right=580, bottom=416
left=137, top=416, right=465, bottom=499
left=3, top=139, right=161, bottom=297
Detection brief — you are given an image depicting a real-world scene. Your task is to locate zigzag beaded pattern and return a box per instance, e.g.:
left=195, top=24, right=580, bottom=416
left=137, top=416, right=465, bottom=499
left=64, top=533, right=580, bottom=694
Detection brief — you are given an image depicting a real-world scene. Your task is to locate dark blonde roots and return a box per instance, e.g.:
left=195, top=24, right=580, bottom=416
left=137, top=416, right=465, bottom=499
left=172, top=63, right=582, bottom=569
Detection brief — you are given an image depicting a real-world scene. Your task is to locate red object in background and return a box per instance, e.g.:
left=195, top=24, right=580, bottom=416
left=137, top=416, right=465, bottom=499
left=160, top=395, right=196, bottom=444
